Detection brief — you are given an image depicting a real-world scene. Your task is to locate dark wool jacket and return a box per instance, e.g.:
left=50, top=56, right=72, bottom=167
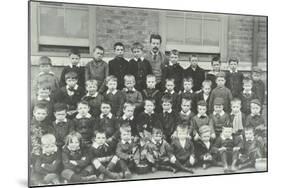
left=81, top=93, right=103, bottom=118
left=60, top=66, right=85, bottom=90
left=239, top=92, right=258, bottom=115
left=162, top=63, right=184, bottom=92
left=159, top=110, right=179, bottom=140
left=225, top=71, right=244, bottom=97
left=128, top=58, right=152, bottom=91
left=62, top=147, right=91, bottom=172
left=52, top=119, right=74, bottom=148
left=194, top=138, right=216, bottom=163
left=94, top=114, right=120, bottom=140
left=209, top=86, right=233, bottom=113
left=171, top=137, right=194, bottom=162
left=209, top=112, right=230, bottom=135
left=184, top=65, right=205, bottom=92
left=136, top=112, right=162, bottom=134
left=108, top=57, right=130, bottom=90
left=103, top=90, right=125, bottom=117
left=252, top=80, right=266, bottom=105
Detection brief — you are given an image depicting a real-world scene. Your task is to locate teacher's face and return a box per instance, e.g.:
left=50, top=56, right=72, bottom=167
left=150, top=38, right=161, bottom=53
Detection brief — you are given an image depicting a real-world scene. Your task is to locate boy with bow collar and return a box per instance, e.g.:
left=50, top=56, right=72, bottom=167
left=191, top=100, right=215, bottom=141
left=34, top=56, right=59, bottom=95
left=177, top=77, right=196, bottom=112
left=33, top=134, right=61, bottom=185
left=209, top=97, right=230, bottom=137
left=194, top=125, right=218, bottom=169
left=237, top=126, right=263, bottom=170
left=81, top=79, right=103, bottom=118
left=162, top=49, right=184, bottom=92
left=225, top=57, right=244, bottom=97
left=209, top=72, right=233, bottom=113
left=89, top=129, right=122, bottom=180
left=121, top=75, right=143, bottom=115
left=159, top=95, right=180, bottom=143
left=103, top=75, right=125, bottom=117
left=161, top=78, right=179, bottom=112
left=136, top=99, right=162, bottom=139
left=52, top=103, right=74, bottom=148
left=94, top=102, right=120, bottom=145
left=141, top=74, right=162, bottom=113
left=116, top=126, right=138, bottom=178
left=108, top=42, right=130, bottom=90
left=195, top=80, right=212, bottom=114
left=72, top=101, right=94, bottom=149
left=54, top=71, right=84, bottom=119
left=60, top=48, right=85, bottom=91
left=239, top=77, right=258, bottom=115
left=61, top=132, right=96, bottom=183
left=85, top=46, right=108, bottom=93
left=128, top=42, right=152, bottom=91
left=212, top=124, right=243, bottom=172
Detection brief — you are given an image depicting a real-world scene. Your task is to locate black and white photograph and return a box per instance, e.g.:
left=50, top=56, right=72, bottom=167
left=28, top=0, right=268, bottom=187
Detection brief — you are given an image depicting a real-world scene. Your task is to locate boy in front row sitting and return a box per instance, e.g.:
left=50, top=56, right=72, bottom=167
left=212, top=125, right=243, bottom=173
left=89, top=129, right=122, bottom=180
left=33, top=134, right=61, bottom=185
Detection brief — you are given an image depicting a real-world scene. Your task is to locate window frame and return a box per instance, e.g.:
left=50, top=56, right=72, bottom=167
left=30, top=2, right=96, bottom=57
left=159, top=11, right=228, bottom=62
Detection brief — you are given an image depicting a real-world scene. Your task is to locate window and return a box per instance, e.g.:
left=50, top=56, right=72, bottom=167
left=30, top=2, right=96, bottom=56
left=162, top=11, right=227, bottom=54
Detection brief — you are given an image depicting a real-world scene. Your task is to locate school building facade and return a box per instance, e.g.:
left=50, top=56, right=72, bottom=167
left=29, top=1, right=267, bottom=79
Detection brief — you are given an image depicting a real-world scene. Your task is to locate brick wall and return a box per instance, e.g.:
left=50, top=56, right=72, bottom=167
left=227, top=15, right=267, bottom=65
left=95, top=6, right=159, bottom=58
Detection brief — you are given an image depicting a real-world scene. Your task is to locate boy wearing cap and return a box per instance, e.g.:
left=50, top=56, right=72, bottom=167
left=34, top=56, right=59, bottom=95
left=191, top=100, right=216, bottom=141
left=54, top=71, right=85, bottom=119
left=225, top=57, right=244, bottom=97
left=252, top=66, right=266, bottom=105
left=210, top=97, right=230, bottom=137
left=209, top=72, right=233, bottom=113
left=60, top=49, right=85, bottom=91
left=194, top=125, right=217, bottom=169
left=239, top=77, right=257, bottom=115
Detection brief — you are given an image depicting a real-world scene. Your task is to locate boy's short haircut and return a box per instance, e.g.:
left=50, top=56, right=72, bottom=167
left=69, top=48, right=81, bottom=57
left=39, top=56, right=52, bottom=66
left=165, top=78, right=175, bottom=84
left=85, top=79, right=98, bottom=87
left=120, top=125, right=131, bottom=133
left=33, top=103, right=48, bottom=113
left=123, top=102, right=136, bottom=110
left=243, top=76, right=253, bottom=85
left=252, top=66, right=262, bottom=74
left=244, top=126, right=255, bottom=132
left=131, top=42, right=144, bottom=51
left=54, top=103, right=67, bottom=113
left=222, top=123, right=233, bottom=129
left=65, top=71, right=78, bottom=80
left=152, top=126, right=163, bottom=134
left=101, top=100, right=112, bottom=107
left=105, top=75, right=117, bottom=84
left=176, top=125, right=188, bottom=133
left=161, top=95, right=173, bottom=104
left=146, top=74, right=156, bottom=80
left=114, top=42, right=125, bottom=50
left=41, top=134, right=56, bottom=145
left=211, top=56, right=221, bottom=65
left=231, top=98, right=242, bottom=106
left=37, top=82, right=51, bottom=91
left=189, top=54, right=198, bottom=61
left=228, top=57, right=239, bottom=64
left=170, top=49, right=179, bottom=56
left=150, top=34, right=162, bottom=43
left=144, top=99, right=155, bottom=106
left=202, top=80, right=212, bottom=88
left=181, top=97, right=192, bottom=105
left=64, top=131, right=82, bottom=146
left=183, top=77, right=193, bottom=84
left=77, top=100, right=89, bottom=107
left=93, top=128, right=106, bottom=137
left=251, top=99, right=261, bottom=107
left=197, top=100, right=207, bottom=107
left=94, top=45, right=104, bottom=52
left=124, top=74, right=136, bottom=82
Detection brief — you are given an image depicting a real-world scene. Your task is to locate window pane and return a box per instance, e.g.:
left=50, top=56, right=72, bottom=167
left=203, top=19, right=220, bottom=46
left=39, top=6, right=89, bottom=38
left=185, top=14, right=202, bottom=45
left=65, top=8, right=89, bottom=38
left=40, top=6, right=65, bottom=37
left=166, top=16, right=185, bottom=44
